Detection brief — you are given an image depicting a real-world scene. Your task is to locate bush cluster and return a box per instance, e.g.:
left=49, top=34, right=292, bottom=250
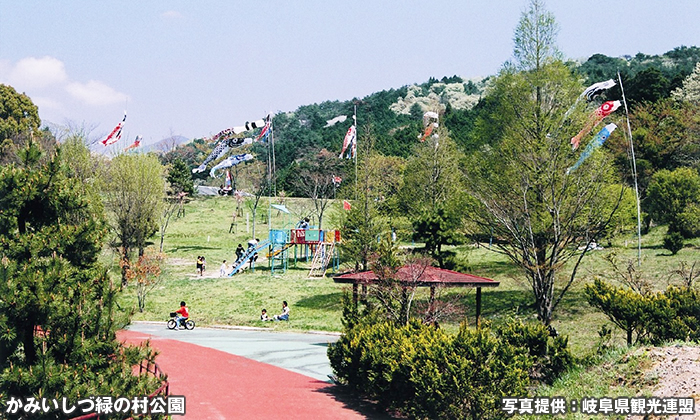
left=585, top=279, right=700, bottom=345
left=328, top=317, right=573, bottom=419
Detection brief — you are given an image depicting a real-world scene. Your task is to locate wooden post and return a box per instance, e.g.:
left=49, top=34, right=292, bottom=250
left=353, top=283, right=358, bottom=306
left=429, top=286, right=436, bottom=319
left=476, top=287, right=482, bottom=328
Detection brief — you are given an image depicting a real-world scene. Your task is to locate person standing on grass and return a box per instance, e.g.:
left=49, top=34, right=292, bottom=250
left=196, top=256, right=203, bottom=276
left=274, top=301, right=290, bottom=321
left=220, top=260, right=228, bottom=277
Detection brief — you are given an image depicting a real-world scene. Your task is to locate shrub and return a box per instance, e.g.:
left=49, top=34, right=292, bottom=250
left=645, top=286, right=700, bottom=344
left=663, top=230, right=685, bottom=254
left=495, top=318, right=575, bottom=384
left=407, top=324, right=531, bottom=420
left=586, top=279, right=700, bottom=346
left=584, top=279, right=649, bottom=346
left=328, top=319, right=442, bottom=409
left=328, top=319, right=557, bottom=419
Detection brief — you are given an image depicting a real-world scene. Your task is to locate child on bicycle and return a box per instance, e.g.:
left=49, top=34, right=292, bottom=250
left=175, top=301, right=189, bottom=329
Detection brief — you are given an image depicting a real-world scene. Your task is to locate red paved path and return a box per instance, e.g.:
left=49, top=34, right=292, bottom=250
left=118, top=330, right=368, bottom=420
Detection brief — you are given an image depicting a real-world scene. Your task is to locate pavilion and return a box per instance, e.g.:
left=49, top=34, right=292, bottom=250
left=333, top=265, right=500, bottom=325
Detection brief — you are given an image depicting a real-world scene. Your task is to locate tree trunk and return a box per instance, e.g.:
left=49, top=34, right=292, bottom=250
left=400, top=287, right=409, bottom=325
left=627, top=328, right=633, bottom=347
left=533, top=269, right=555, bottom=325
left=121, top=248, right=130, bottom=287
left=22, top=324, right=37, bottom=365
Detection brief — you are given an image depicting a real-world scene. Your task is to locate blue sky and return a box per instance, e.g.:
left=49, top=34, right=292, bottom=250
left=1, top=0, right=698, bottom=149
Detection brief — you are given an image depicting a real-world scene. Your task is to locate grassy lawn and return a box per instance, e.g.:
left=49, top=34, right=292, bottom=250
left=116, top=195, right=700, bottom=357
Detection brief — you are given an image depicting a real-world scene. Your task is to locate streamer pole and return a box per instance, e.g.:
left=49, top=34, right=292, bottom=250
left=618, top=71, right=642, bottom=266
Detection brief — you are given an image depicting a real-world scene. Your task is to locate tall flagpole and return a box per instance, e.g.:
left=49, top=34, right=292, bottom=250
left=270, top=114, right=276, bottom=199
left=618, top=71, right=642, bottom=266
left=267, top=114, right=272, bottom=232
left=354, top=104, right=358, bottom=201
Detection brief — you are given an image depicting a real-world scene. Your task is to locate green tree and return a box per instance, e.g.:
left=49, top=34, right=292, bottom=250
left=510, top=0, right=562, bottom=72
left=167, top=157, right=195, bottom=196
left=578, top=53, right=629, bottom=86
left=627, top=67, right=670, bottom=104
left=399, top=130, right=465, bottom=267
left=0, top=84, right=41, bottom=142
left=0, top=84, right=44, bottom=164
left=0, top=140, right=159, bottom=412
left=606, top=98, right=700, bottom=196
left=646, top=167, right=700, bottom=238
left=464, top=2, right=623, bottom=325
left=339, top=130, right=390, bottom=271
left=103, top=153, right=167, bottom=285
left=400, top=129, right=463, bottom=214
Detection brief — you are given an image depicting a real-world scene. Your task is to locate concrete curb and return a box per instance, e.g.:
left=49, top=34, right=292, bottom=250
left=130, top=320, right=342, bottom=336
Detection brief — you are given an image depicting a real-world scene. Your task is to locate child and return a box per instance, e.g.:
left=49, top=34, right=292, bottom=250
left=175, top=301, right=189, bottom=329
left=196, top=256, right=203, bottom=276
left=260, top=308, right=269, bottom=321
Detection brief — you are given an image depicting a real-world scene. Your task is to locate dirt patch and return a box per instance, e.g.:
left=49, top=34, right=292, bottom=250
left=169, top=258, right=195, bottom=267
left=638, top=345, right=700, bottom=419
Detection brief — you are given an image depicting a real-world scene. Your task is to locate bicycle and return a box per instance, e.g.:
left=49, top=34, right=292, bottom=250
left=167, top=312, right=195, bottom=330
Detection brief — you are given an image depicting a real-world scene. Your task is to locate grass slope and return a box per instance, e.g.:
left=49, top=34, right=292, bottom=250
left=116, top=195, right=700, bottom=356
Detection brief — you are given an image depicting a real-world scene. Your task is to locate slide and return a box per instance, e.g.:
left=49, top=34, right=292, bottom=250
left=267, top=242, right=294, bottom=258
left=229, top=240, right=271, bottom=276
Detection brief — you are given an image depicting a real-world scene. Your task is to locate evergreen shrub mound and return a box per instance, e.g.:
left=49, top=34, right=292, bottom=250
left=586, top=279, right=700, bottom=345
left=663, top=230, right=685, bottom=255
left=495, top=318, right=574, bottom=385
left=328, top=317, right=573, bottom=419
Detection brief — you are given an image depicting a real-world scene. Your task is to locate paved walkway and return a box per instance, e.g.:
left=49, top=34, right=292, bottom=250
left=126, top=322, right=337, bottom=382
left=118, top=323, right=389, bottom=419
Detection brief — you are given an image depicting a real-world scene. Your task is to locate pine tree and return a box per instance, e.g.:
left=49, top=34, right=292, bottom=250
left=0, top=140, right=160, bottom=416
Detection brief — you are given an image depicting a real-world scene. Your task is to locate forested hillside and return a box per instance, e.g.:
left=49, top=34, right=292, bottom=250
left=162, top=45, right=700, bottom=197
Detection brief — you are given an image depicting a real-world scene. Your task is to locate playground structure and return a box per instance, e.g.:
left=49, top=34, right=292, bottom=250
left=227, top=204, right=341, bottom=277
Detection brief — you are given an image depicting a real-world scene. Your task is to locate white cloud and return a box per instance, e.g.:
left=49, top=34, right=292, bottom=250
left=65, top=80, right=130, bottom=106
left=32, top=96, right=64, bottom=112
left=161, top=10, right=183, bottom=19
left=7, top=56, right=68, bottom=90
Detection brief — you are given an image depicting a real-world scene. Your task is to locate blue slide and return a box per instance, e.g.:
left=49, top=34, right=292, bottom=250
left=228, top=239, right=271, bottom=276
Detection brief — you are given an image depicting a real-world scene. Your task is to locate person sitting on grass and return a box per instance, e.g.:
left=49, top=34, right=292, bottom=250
left=175, top=301, right=189, bottom=330
left=260, top=308, right=269, bottom=321
left=273, top=301, right=290, bottom=321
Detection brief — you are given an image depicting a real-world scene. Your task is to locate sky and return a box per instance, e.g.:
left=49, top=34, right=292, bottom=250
left=1, top=0, right=699, bottom=149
